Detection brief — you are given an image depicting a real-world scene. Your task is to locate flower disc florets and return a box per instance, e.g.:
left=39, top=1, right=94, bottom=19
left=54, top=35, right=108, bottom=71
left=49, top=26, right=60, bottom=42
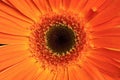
left=29, top=12, right=86, bottom=68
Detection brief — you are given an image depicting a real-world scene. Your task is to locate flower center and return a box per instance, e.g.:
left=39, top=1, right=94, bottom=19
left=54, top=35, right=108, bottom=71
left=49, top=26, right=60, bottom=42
left=29, top=12, right=86, bottom=68
left=46, top=23, right=76, bottom=55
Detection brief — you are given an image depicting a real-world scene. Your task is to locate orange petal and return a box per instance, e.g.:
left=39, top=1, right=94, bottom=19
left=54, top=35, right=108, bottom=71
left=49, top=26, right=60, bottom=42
left=0, top=50, right=30, bottom=75
left=33, top=0, right=52, bottom=14
left=69, top=0, right=102, bottom=13
left=83, top=62, right=106, bottom=80
left=55, top=67, right=68, bottom=80
left=73, top=0, right=106, bottom=12
left=81, top=0, right=106, bottom=12
left=91, top=27, right=120, bottom=37
left=92, top=36, right=120, bottom=50
left=0, top=10, right=32, bottom=30
left=0, top=1, right=33, bottom=23
left=69, top=0, right=80, bottom=11
left=90, top=48, right=120, bottom=61
left=77, top=0, right=110, bottom=19
left=0, top=33, right=29, bottom=44
left=62, top=0, right=71, bottom=10
left=89, top=0, right=120, bottom=27
left=81, top=0, right=107, bottom=21
left=0, top=44, right=28, bottom=54
left=23, top=66, right=40, bottom=80
left=45, top=72, right=55, bottom=80
left=89, top=17, right=120, bottom=32
left=0, top=44, right=29, bottom=63
left=74, top=0, right=88, bottom=11
left=1, top=0, right=14, bottom=7
left=0, top=50, right=29, bottom=62
left=48, top=0, right=72, bottom=12
left=68, top=65, right=93, bottom=80
left=23, top=0, right=41, bottom=17
left=31, top=67, right=45, bottom=80
left=10, top=59, right=39, bottom=80
left=0, top=56, right=28, bottom=73
left=0, top=15, right=31, bottom=36
left=36, top=68, right=52, bottom=80
left=0, top=57, right=38, bottom=80
left=86, top=50, right=120, bottom=78
left=48, top=0, right=62, bottom=12
left=89, top=51, right=120, bottom=68
left=7, top=0, right=41, bottom=22
left=68, top=67, right=76, bottom=80
left=103, top=74, right=120, bottom=80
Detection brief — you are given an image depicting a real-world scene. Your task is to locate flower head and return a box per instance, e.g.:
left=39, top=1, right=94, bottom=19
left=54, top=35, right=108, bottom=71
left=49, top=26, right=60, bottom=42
left=0, top=0, right=120, bottom=80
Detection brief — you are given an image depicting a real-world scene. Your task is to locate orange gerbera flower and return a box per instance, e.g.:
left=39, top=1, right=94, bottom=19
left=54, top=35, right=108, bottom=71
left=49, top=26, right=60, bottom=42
left=0, top=0, right=120, bottom=80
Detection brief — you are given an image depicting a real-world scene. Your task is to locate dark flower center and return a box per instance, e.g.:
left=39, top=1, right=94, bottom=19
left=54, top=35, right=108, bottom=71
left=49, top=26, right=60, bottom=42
left=46, top=24, right=76, bottom=55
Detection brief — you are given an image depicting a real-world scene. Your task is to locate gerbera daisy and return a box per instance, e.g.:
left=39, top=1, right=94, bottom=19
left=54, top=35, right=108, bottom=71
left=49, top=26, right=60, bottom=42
left=0, top=0, right=120, bottom=80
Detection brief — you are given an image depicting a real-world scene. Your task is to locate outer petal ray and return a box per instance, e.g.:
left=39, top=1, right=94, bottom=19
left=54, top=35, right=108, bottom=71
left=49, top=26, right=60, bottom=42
left=23, top=66, right=40, bottom=80
left=92, top=37, right=120, bottom=50
left=0, top=10, right=32, bottom=29
left=36, top=68, right=52, bottom=80
left=0, top=1, right=33, bottom=23
left=69, top=0, right=80, bottom=11
left=68, top=65, right=93, bottom=80
left=54, top=67, right=68, bottom=80
left=31, top=67, right=45, bottom=80
left=103, top=74, right=120, bottom=80
left=62, top=0, right=71, bottom=10
left=89, top=17, right=120, bottom=31
left=0, top=44, right=29, bottom=55
left=0, top=44, right=36, bottom=80
left=7, top=0, right=41, bottom=22
left=0, top=50, right=31, bottom=73
left=86, top=48, right=120, bottom=78
left=9, top=59, right=39, bottom=80
left=0, top=15, right=30, bottom=36
left=91, top=27, right=120, bottom=37
left=89, top=0, right=120, bottom=27
left=89, top=48, right=120, bottom=64
left=33, top=0, right=52, bottom=14
left=83, top=62, right=106, bottom=80
left=48, top=0, right=62, bottom=12
left=1, top=0, right=14, bottom=7
left=0, top=33, right=29, bottom=44
left=0, top=58, right=38, bottom=80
